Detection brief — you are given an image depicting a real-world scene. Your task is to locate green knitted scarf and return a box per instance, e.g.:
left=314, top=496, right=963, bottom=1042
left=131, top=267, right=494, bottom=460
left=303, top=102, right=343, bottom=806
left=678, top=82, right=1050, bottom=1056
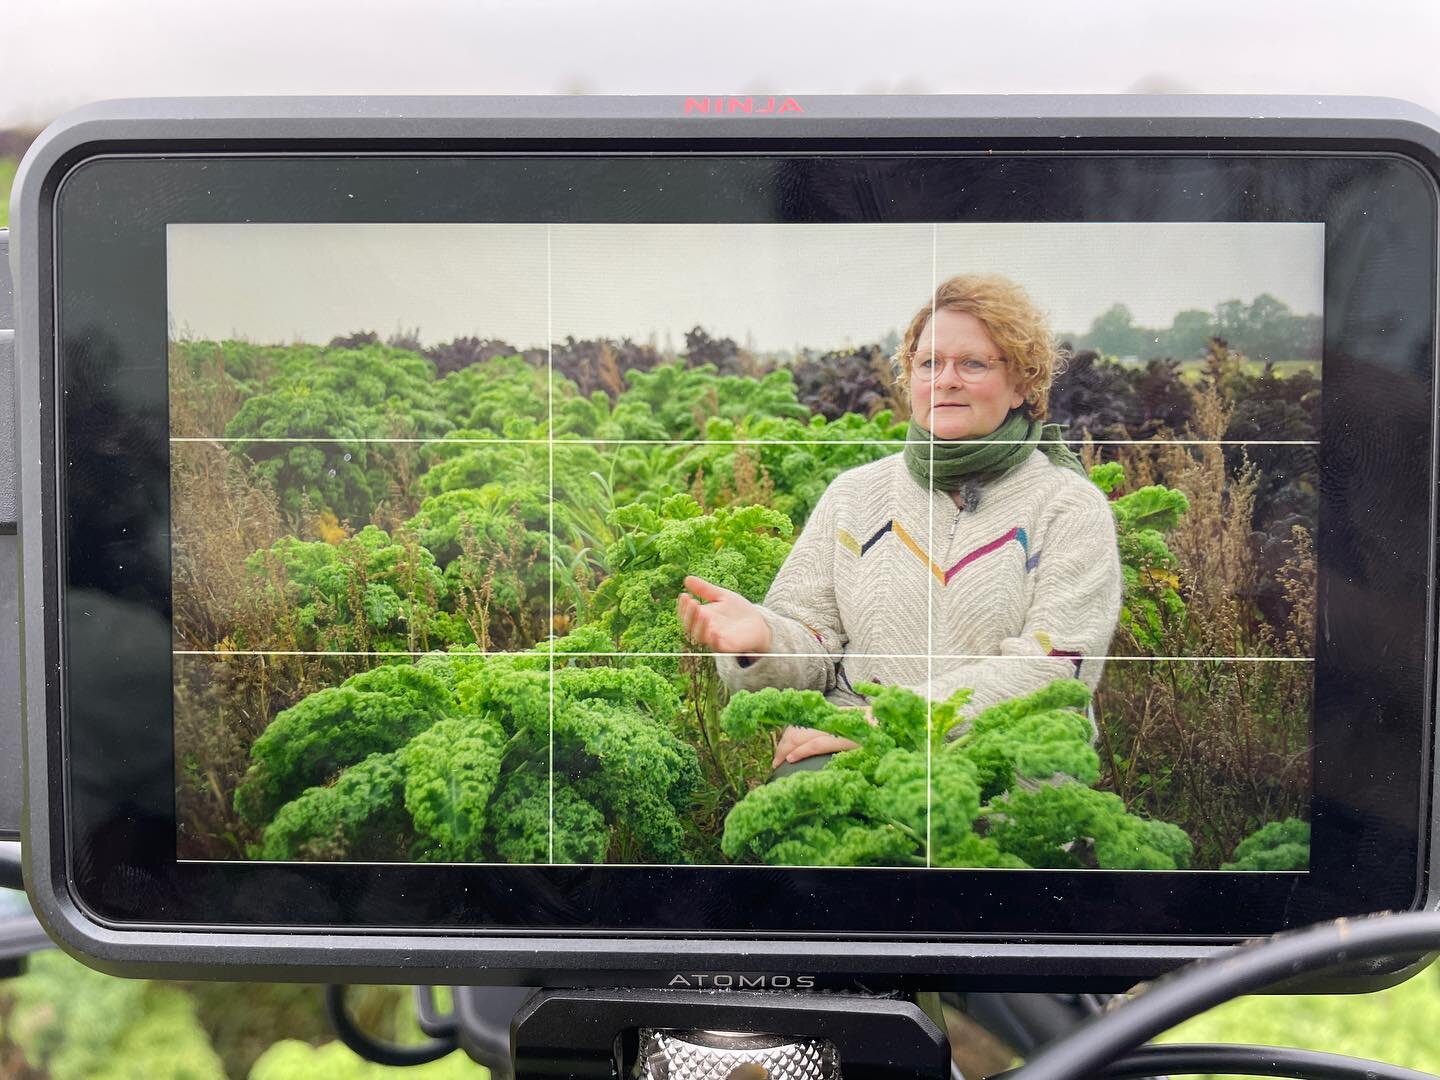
left=903, top=408, right=1085, bottom=493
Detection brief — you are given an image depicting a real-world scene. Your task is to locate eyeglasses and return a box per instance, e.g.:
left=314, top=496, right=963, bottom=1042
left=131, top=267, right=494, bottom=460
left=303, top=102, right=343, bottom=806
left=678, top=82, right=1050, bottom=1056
left=909, top=351, right=1007, bottom=383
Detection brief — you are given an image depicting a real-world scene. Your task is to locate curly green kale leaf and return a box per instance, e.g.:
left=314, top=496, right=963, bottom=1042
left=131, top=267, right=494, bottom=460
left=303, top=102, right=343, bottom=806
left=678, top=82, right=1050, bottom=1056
left=444, top=658, right=553, bottom=739
left=588, top=495, right=793, bottom=658
left=720, top=769, right=882, bottom=863
left=1097, top=466, right=1190, bottom=653
left=423, top=657, right=700, bottom=863
left=933, top=832, right=1029, bottom=869
left=553, top=661, right=682, bottom=721
left=487, top=769, right=609, bottom=865
left=236, top=664, right=456, bottom=826
left=984, top=783, right=1192, bottom=870
left=764, top=821, right=919, bottom=867
left=719, top=687, right=861, bottom=742
left=852, top=679, right=968, bottom=754
left=401, top=713, right=508, bottom=861
left=1112, top=483, right=1190, bottom=535
left=1088, top=462, right=1125, bottom=495
left=1222, top=817, right=1310, bottom=871
left=257, top=752, right=410, bottom=861
left=948, top=679, right=1097, bottom=798
left=558, top=697, right=701, bottom=863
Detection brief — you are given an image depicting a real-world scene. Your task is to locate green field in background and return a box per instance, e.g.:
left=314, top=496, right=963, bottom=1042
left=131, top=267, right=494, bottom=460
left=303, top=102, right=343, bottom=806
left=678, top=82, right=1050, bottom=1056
left=0, top=157, right=16, bottom=228
left=1157, top=962, right=1440, bottom=1075
left=1176, top=357, right=1320, bottom=378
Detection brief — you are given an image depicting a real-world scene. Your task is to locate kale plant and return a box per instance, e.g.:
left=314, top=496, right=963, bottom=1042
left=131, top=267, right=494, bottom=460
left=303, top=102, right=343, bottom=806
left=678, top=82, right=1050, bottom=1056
left=672, top=412, right=907, bottom=530
left=243, top=630, right=702, bottom=864
left=1221, top=817, right=1310, bottom=871
left=241, top=525, right=453, bottom=654
left=719, top=679, right=1190, bottom=869
left=586, top=494, right=794, bottom=660
left=1090, top=462, right=1189, bottom=654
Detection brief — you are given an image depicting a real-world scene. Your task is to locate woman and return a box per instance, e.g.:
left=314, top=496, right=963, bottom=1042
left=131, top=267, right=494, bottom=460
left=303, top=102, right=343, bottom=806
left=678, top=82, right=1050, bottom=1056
left=676, top=273, right=1123, bottom=768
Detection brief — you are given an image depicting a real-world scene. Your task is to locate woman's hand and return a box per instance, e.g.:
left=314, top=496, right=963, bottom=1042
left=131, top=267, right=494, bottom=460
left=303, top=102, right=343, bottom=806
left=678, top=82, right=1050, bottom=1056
left=771, top=706, right=876, bottom=768
left=676, top=575, right=773, bottom=655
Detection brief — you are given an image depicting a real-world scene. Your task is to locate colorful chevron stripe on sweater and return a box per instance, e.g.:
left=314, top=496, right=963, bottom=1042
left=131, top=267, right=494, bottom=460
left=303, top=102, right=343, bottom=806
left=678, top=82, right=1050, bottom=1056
left=837, top=521, right=1031, bottom=585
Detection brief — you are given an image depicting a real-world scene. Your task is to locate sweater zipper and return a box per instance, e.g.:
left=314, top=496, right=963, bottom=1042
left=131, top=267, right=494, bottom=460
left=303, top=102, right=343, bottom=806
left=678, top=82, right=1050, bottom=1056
left=946, top=505, right=961, bottom=547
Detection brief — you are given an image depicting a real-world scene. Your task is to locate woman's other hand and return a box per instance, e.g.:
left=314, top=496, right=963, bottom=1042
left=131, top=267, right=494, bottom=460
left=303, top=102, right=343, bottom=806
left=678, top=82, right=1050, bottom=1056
left=771, top=706, right=876, bottom=767
left=676, top=575, right=773, bottom=655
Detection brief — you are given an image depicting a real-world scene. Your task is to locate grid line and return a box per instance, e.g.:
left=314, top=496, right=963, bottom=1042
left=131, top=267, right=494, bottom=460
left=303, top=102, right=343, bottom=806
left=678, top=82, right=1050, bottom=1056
left=171, top=435, right=1319, bottom=448
left=173, top=648, right=1315, bottom=662
left=547, top=224, right=555, bottom=865
left=926, top=225, right=935, bottom=868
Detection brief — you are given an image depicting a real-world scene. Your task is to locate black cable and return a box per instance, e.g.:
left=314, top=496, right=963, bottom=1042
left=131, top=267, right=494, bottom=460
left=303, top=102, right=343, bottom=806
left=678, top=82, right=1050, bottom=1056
left=324, top=984, right=458, bottom=1068
left=412, top=985, right=458, bottom=1040
left=1009, top=910, right=1440, bottom=1080
left=0, top=843, right=22, bottom=892
left=1096, top=1043, right=1439, bottom=1080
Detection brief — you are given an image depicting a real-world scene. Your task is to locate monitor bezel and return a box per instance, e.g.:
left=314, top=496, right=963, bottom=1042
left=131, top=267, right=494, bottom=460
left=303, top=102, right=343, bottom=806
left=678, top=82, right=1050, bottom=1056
left=15, top=95, right=1440, bottom=984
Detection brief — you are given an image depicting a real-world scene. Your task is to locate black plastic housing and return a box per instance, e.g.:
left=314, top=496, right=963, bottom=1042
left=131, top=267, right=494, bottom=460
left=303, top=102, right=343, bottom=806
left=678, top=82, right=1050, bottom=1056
left=9, top=94, right=1440, bottom=989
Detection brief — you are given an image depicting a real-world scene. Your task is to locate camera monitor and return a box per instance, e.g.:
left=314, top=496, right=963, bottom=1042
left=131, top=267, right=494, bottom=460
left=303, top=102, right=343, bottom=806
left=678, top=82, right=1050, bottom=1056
left=12, top=95, right=1440, bottom=985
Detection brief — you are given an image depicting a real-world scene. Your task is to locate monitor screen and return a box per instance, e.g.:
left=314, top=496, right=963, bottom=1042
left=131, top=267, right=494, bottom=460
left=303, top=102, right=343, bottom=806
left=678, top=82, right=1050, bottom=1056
left=165, top=218, right=1322, bottom=875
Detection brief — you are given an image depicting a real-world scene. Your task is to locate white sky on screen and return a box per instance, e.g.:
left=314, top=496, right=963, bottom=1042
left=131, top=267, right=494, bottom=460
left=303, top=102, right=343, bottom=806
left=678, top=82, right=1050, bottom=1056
left=167, top=221, right=1323, bottom=352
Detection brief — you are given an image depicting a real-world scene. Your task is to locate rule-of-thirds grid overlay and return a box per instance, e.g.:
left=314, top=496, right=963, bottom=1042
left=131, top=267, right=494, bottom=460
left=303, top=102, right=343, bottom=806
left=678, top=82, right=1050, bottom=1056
left=170, top=223, right=1321, bottom=866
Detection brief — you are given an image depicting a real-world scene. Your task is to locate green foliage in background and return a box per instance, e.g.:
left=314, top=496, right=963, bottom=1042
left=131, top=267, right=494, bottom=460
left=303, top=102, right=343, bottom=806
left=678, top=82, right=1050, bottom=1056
left=9, top=943, right=1440, bottom=1080
left=673, top=411, right=906, bottom=528
left=1090, top=461, right=1189, bottom=653
left=1159, top=963, right=1440, bottom=1078
left=244, top=526, right=455, bottom=654
left=588, top=493, right=794, bottom=662
left=0, top=158, right=17, bottom=229
left=0, top=950, right=224, bottom=1079
left=250, top=1038, right=477, bottom=1080
left=610, top=362, right=810, bottom=439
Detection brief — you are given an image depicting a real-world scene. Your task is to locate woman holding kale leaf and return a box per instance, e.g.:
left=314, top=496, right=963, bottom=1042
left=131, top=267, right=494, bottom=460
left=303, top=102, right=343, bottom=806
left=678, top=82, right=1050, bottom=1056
left=677, top=273, right=1122, bottom=769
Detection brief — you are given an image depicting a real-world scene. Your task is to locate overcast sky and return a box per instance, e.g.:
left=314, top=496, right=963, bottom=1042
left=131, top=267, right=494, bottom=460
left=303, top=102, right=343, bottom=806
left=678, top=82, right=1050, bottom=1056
left=168, top=222, right=1322, bottom=351
left=4, top=0, right=1440, bottom=129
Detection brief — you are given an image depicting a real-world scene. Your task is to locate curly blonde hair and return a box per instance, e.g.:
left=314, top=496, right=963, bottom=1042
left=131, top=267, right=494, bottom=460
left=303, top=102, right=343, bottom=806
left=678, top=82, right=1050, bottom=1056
left=892, top=274, right=1068, bottom=421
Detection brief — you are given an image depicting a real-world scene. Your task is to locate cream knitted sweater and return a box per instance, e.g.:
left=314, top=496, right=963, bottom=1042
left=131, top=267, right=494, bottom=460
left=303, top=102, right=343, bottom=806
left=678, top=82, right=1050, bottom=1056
left=713, top=450, right=1123, bottom=724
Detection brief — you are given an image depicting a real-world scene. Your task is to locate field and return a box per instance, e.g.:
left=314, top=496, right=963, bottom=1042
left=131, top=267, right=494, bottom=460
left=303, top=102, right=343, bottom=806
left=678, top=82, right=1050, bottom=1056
left=1176, top=357, right=1319, bottom=381
left=0, top=157, right=16, bottom=228
left=169, top=333, right=1317, bottom=870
